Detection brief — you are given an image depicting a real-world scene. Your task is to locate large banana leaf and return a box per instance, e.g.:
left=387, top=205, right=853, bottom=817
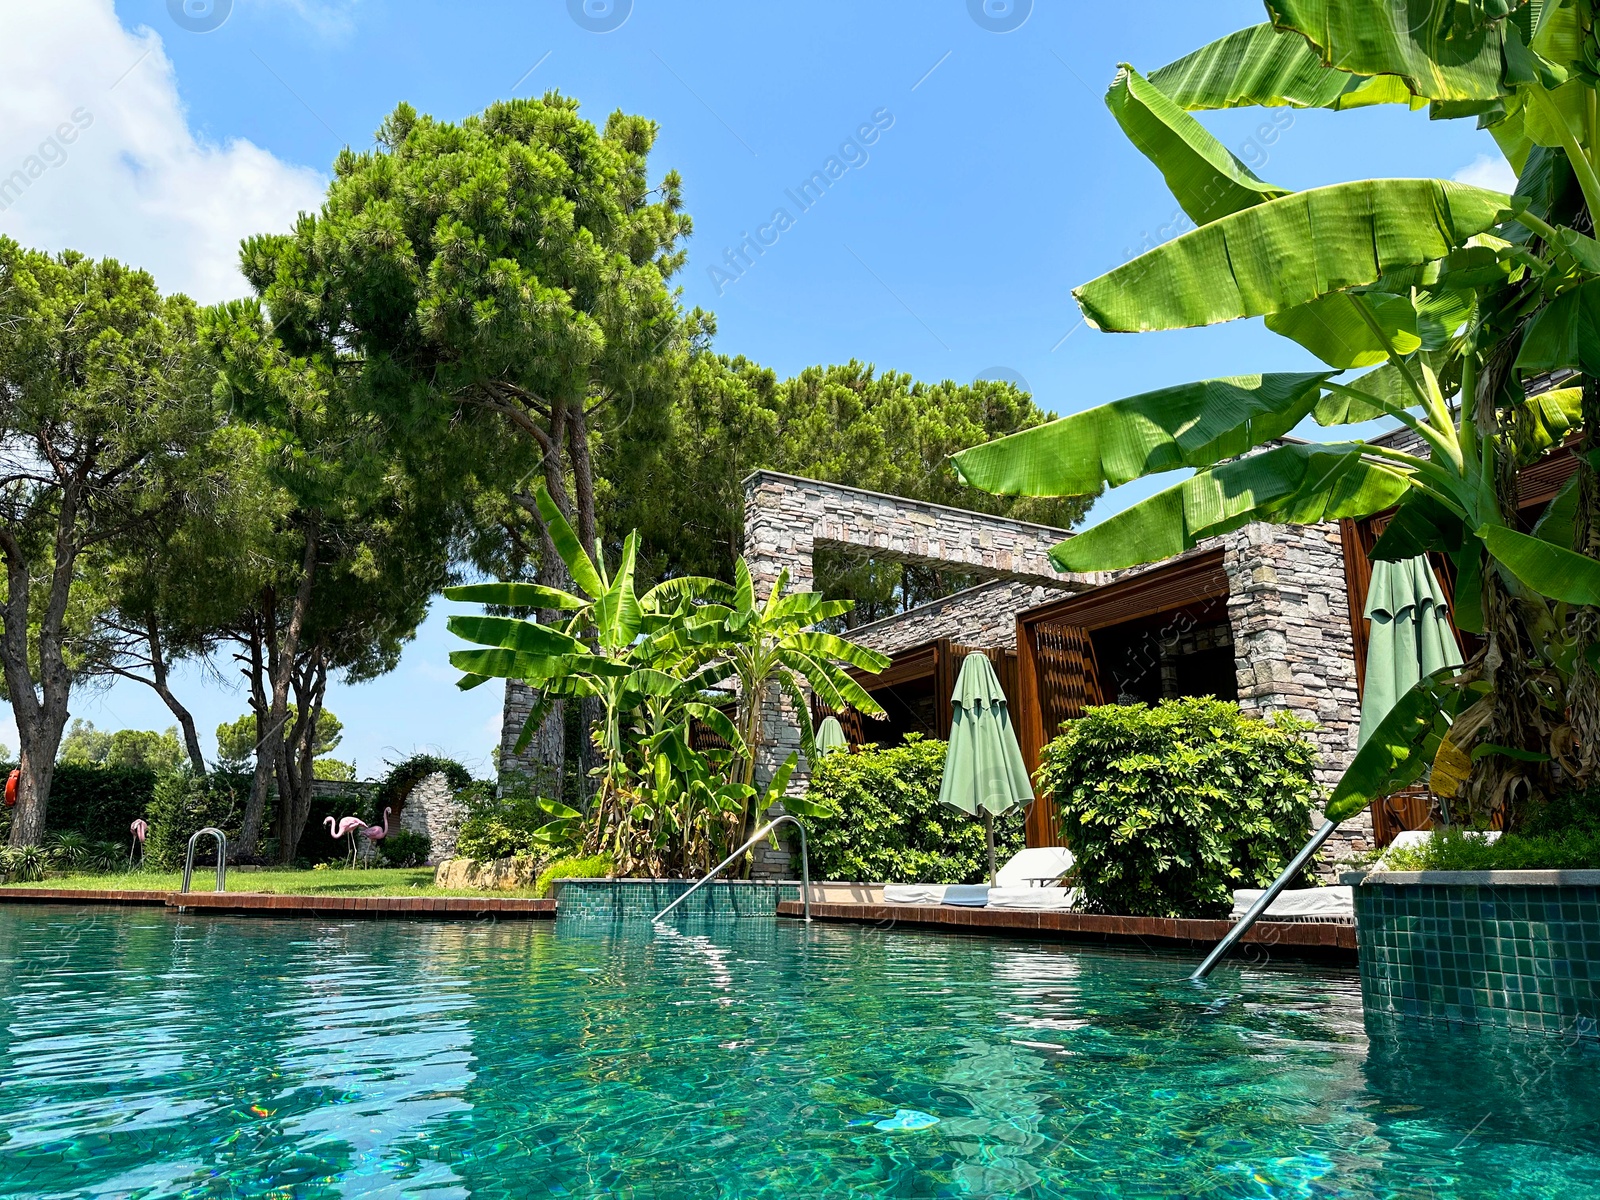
left=1369, top=491, right=1468, bottom=561
left=1263, top=0, right=1516, bottom=102
left=1107, top=65, right=1291, bottom=226
left=534, top=484, right=605, bottom=600
left=594, top=531, right=643, bottom=650
left=1074, top=180, right=1512, bottom=333
left=446, top=614, right=589, bottom=657
left=1479, top=524, right=1600, bottom=605
left=1323, top=668, right=1470, bottom=821
left=442, top=581, right=586, bottom=610
left=948, top=372, right=1333, bottom=497
left=1149, top=22, right=1420, bottom=110
left=1050, top=443, right=1411, bottom=572
left=1265, top=291, right=1421, bottom=367
left=1516, top=278, right=1600, bottom=375
left=784, top=631, right=892, bottom=673
left=1311, top=348, right=1458, bottom=425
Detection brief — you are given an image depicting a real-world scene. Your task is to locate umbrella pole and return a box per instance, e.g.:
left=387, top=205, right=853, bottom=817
left=984, top=811, right=996, bottom=886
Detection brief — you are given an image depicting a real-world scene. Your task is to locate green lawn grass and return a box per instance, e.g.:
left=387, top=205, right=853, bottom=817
left=0, top=867, right=546, bottom=899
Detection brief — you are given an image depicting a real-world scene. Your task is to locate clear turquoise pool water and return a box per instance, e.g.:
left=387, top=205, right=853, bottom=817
left=1, top=907, right=1597, bottom=1199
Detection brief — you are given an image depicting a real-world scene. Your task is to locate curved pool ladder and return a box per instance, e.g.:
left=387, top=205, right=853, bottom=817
left=181, top=827, right=228, bottom=896
left=654, top=814, right=811, bottom=923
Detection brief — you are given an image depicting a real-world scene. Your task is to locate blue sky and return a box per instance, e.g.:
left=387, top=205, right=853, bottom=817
left=1, top=0, right=1511, bottom=774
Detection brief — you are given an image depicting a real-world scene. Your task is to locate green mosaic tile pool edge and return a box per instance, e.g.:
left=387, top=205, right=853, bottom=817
left=1344, top=873, right=1600, bottom=1040
left=552, top=878, right=802, bottom=921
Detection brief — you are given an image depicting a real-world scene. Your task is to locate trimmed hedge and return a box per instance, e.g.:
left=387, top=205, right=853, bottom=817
left=144, top=771, right=251, bottom=870
left=803, top=735, right=1026, bottom=884
left=29, top=763, right=157, bottom=846
left=1037, top=697, right=1319, bottom=919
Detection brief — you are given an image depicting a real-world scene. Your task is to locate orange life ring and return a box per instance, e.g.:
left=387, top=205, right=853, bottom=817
left=5, top=769, right=17, bottom=807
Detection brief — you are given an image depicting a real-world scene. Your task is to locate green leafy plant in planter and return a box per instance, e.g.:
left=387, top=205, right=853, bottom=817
left=1037, top=697, right=1320, bottom=918
left=534, top=853, right=614, bottom=899
left=1382, top=787, right=1600, bottom=872
left=803, top=735, right=1026, bottom=885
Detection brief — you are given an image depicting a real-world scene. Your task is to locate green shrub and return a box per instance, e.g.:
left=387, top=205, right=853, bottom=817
left=43, top=764, right=159, bottom=845
left=803, top=735, right=1026, bottom=884
left=144, top=771, right=250, bottom=870
left=455, top=784, right=580, bottom=862
left=1382, top=824, right=1600, bottom=872
left=0, top=844, right=48, bottom=883
left=535, top=853, right=613, bottom=898
left=1038, top=698, right=1320, bottom=918
left=377, top=829, right=431, bottom=868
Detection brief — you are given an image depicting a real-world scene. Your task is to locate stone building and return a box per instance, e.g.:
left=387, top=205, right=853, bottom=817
left=500, top=447, right=1518, bottom=881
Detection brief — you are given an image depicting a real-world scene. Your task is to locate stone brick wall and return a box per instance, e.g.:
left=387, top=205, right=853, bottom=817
left=743, top=469, right=1092, bottom=596
left=847, top=578, right=1067, bottom=655
left=397, top=771, right=464, bottom=864
left=1223, top=522, right=1372, bottom=876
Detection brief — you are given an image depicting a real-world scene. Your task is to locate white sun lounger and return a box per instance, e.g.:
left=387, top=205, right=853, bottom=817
left=884, top=846, right=1076, bottom=907
left=1229, top=885, right=1354, bottom=922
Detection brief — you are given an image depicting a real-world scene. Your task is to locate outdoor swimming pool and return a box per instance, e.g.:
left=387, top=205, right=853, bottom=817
left=0, top=906, right=1596, bottom=1198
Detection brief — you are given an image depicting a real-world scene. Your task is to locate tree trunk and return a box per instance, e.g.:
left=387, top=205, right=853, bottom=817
left=238, top=524, right=320, bottom=859
left=0, top=474, right=85, bottom=846
left=1462, top=340, right=1552, bottom=828
left=276, top=650, right=326, bottom=864
left=144, top=615, right=207, bottom=774
left=1568, top=374, right=1600, bottom=785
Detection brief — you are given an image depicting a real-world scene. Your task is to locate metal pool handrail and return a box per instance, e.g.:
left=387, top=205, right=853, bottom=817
left=654, top=815, right=811, bottom=923
left=1190, top=817, right=1340, bottom=981
left=182, top=827, right=228, bottom=895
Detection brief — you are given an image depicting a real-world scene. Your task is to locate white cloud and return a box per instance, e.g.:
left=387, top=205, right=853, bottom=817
left=0, top=0, right=326, bottom=303
left=259, top=0, right=364, bottom=42
left=1454, top=151, right=1518, bottom=194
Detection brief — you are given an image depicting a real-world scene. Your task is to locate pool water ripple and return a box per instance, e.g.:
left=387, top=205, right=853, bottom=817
left=0, top=907, right=1598, bottom=1197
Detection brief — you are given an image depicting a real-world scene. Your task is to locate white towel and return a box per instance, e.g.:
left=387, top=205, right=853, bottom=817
left=986, top=886, right=1079, bottom=911
left=882, top=883, right=991, bottom=907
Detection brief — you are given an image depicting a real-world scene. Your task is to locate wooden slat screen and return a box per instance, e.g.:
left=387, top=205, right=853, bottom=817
left=1034, top=622, right=1103, bottom=740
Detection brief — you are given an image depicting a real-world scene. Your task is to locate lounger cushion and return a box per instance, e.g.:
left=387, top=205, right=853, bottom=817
left=993, top=846, right=1075, bottom=888
left=1229, top=885, right=1353, bottom=921
left=941, top=884, right=991, bottom=907
left=986, top=886, right=1079, bottom=911
left=882, top=883, right=991, bottom=906
left=884, top=884, right=949, bottom=905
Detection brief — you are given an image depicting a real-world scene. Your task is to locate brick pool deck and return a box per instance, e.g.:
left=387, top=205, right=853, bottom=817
left=0, top=887, right=1356, bottom=961
left=0, top=887, right=556, bottom=920
left=778, top=900, right=1357, bottom=961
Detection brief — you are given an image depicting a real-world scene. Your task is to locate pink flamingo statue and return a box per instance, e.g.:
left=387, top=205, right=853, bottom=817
left=359, top=808, right=392, bottom=868
left=324, top=814, right=367, bottom=867
left=128, top=819, right=148, bottom=869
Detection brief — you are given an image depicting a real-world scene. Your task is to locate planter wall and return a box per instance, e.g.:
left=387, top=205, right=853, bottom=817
left=552, top=878, right=801, bottom=921
left=1348, top=870, right=1600, bottom=1040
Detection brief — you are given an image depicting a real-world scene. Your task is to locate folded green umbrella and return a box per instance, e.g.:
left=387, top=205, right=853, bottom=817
left=939, top=653, right=1035, bottom=884
left=814, top=716, right=848, bottom=757
left=1358, top=555, right=1462, bottom=747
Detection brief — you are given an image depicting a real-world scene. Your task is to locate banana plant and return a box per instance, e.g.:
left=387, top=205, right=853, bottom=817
left=953, top=1, right=1600, bottom=826
left=444, top=484, right=742, bottom=789
left=656, top=559, right=891, bottom=840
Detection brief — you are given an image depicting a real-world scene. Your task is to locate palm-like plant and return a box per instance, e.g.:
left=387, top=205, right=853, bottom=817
left=953, top=1, right=1600, bottom=829
left=662, top=561, right=891, bottom=838
left=445, top=487, right=744, bottom=861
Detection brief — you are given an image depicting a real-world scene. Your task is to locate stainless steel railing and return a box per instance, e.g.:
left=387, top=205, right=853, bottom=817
left=1190, top=818, right=1340, bottom=981
left=654, top=815, right=811, bottom=923
left=181, top=827, right=228, bottom=895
